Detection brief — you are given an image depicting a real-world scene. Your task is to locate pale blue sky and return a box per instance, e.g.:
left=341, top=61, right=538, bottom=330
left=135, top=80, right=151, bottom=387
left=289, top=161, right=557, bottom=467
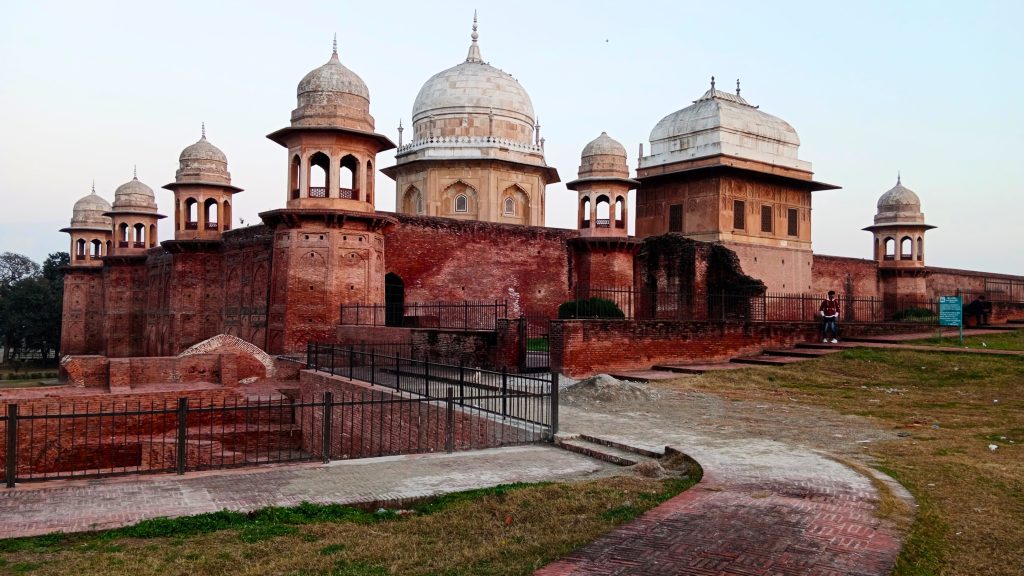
left=1, top=0, right=1021, bottom=275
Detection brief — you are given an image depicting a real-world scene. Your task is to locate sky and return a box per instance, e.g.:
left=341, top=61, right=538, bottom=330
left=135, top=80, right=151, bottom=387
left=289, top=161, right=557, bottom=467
left=1, top=0, right=1021, bottom=275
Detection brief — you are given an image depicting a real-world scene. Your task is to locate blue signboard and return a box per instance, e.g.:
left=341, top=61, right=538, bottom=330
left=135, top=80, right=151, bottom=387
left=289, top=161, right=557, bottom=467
left=938, top=296, right=962, bottom=327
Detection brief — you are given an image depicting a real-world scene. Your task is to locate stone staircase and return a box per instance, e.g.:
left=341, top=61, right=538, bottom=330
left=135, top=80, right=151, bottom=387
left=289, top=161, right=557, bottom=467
left=555, top=433, right=665, bottom=467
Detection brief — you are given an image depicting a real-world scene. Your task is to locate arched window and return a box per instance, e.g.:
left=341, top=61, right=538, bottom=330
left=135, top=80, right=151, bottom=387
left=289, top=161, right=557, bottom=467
left=884, top=237, right=895, bottom=260
left=340, top=154, right=358, bottom=200
left=308, top=152, right=330, bottom=198
left=454, top=194, right=468, bottom=213
left=90, top=239, right=102, bottom=258
left=900, top=236, right=913, bottom=260
left=595, top=195, right=610, bottom=227
left=403, top=186, right=422, bottom=214
left=204, top=198, right=219, bottom=229
left=133, top=223, right=145, bottom=247
left=917, top=237, right=923, bottom=261
left=365, top=160, right=374, bottom=204
left=149, top=224, right=156, bottom=247
left=75, top=238, right=86, bottom=259
left=615, top=196, right=625, bottom=228
left=503, top=197, right=516, bottom=215
left=580, top=197, right=591, bottom=228
left=119, top=223, right=130, bottom=245
left=416, top=193, right=423, bottom=214
left=106, top=240, right=112, bottom=255
left=222, top=200, right=232, bottom=230
left=290, top=154, right=301, bottom=199
left=185, top=198, right=198, bottom=230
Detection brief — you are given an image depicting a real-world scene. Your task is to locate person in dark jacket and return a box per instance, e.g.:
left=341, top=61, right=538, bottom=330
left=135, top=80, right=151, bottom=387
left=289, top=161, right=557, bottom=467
left=819, top=291, right=840, bottom=343
left=966, top=295, right=991, bottom=326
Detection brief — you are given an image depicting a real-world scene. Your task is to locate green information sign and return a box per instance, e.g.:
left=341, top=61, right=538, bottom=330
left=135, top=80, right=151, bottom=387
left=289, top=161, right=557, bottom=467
left=938, top=296, right=962, bottom=327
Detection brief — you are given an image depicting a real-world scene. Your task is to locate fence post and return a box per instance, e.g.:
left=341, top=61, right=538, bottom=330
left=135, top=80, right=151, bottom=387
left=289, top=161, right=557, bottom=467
left=550, top=372, right=559, bottom=437
left=370, top=351, right=376, bottom=385
left=307, top=342, right=314, bottom=370
left=464, top=301, right=469, bottom=329
left=329, top=345, right=336, bottom=375
left=424, top=358, right=431, bottom=398
left=348, top=346, right=354, bottom=381
left=458, top=361, right=465, bottom=405
left=176, top=397, right=188, bottom=475
left=501, top=367, right=508, bottom=418
left=445, top=387, right=455, bottom=453
left=5, top=404, right=18, bottom=488
left=321, top=392, right=333, bottom=463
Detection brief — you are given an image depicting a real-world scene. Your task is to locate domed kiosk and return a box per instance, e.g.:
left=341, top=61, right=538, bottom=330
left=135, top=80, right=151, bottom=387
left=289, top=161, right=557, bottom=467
left=863, top=175, right=936, bottom=268
left=382, top=14, right=559, bottom=226
left=105, top=169, right=166, bottom=257
left=163, top=125, right=243, bottom=241
left=61, top=184, right=113, bottom=266
left=636, top=78, right=838, bottom=292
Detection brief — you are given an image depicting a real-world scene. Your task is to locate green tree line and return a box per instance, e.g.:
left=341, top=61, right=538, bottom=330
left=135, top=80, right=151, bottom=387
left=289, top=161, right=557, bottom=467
left=0, top=251, right=68, bottom=364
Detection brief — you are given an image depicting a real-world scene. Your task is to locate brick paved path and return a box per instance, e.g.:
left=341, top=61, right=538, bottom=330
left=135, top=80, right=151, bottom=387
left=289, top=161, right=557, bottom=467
left=0, top=446, right=609, bottom=539
left=536, top=406, right=911, bottom=576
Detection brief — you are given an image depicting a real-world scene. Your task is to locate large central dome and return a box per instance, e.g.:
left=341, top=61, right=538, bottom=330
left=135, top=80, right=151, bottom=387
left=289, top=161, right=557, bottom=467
left=410, top=16, right=536, bottom=143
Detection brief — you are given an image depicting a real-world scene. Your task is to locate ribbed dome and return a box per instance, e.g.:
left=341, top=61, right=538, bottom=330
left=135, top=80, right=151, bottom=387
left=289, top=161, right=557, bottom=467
left=874, top=176, right=926, bottom=225
left=70, top=189, right=113, bottom=229
left=582, top=132, right=626, bottom=158
left=297, top=50, right=370, bottom=101
left=175, top=127, right=231, bottom=185
left=111, top=175, right=158, bottom=213
left=289, top=40, right=374, bottom=132
left=411, top=18, right=535, bottom=142
left=643, top=79, right=807, bottom=172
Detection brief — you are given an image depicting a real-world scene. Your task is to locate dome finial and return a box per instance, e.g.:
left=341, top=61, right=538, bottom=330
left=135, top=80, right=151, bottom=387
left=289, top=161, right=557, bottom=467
left=91, top=179, right=96, bottom=194
left=736, top=78, right=741, bottom=96
left=466, top=11, right=482, bottom=63
left=897, top=171, right=901, bottom=185
left=201, top=122, right=206, bottom=139
left=710, top=75, right=716, bottom=91
left=133, top=165, right=137, bottom=180
left=332, top=33, right=338, bottom=57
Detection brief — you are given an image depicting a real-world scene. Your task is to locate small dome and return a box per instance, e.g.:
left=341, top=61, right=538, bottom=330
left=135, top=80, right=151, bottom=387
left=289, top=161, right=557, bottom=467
left=70, top=188, right=113, bottom=229
left=111, top=174, right=158, bottom=213
left=290, top=41, right=373, bottom=132
left=297, top=50, right=370, bottom=101
left=174, top=127, right=231, bottom=185
left=582, top=132, right=627, bottom=158
left=873, top=176, right=927, bottom=225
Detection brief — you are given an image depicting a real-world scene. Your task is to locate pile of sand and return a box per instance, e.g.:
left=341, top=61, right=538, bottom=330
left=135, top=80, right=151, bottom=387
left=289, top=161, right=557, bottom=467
left=562, top=374, right=659, bottom=403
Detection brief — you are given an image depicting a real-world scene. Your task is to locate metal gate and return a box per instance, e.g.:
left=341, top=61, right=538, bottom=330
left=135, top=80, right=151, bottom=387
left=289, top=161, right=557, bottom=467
left=519, top=315, right=550, bottom=372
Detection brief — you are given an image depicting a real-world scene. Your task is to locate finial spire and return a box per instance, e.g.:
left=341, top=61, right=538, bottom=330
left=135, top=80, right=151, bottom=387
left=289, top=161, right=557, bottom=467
left=133, top=165, right=137, bottom=179
left=91, top=180, right=96, bottom=194
left=397, top=119, right=404, bottom=147
left=710, top=75, right=716, bottom=90
left=736, top=78, right=741, bottom=96
left=201, top=122, right=206, bottom=139
left=332, top=33, right=338, bottom=56
left=466, top=11, right=482, bottom=63
left=897, top=171, right=901, bottom=185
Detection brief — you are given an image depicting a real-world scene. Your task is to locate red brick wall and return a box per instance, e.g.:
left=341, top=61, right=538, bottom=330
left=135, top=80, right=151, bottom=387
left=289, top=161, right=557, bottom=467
left=60, top=354, right=237, bottom=389
left=812, top=255, right=881, bottom=299
left=384, top=214, right=578, bottom=319
left=335, top=323, right=522, bottom=370
left=551, top=319, right=935, bottom=378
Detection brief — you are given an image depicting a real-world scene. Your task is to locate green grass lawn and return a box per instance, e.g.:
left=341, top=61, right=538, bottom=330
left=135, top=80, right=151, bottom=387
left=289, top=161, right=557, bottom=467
left=910, top=328, right=1024, bottom=351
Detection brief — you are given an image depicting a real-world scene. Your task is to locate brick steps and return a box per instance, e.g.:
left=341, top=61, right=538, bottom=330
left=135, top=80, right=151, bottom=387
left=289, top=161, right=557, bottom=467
left=650, top=363, right=747, bottom=374
left=555, top=433, right=664, bottom=467
left=763, top=348, right=840, bottom=358
left=730, top=354, right=808, bottom=366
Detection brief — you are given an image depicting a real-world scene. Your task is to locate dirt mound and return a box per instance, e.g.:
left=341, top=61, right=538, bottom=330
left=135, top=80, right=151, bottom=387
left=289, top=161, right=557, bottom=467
left=563, top=374, right=659, bottom=403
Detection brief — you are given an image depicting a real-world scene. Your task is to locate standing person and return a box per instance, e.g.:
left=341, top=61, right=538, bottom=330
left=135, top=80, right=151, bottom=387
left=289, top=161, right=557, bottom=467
left=819, top=290, right=840, bottom=343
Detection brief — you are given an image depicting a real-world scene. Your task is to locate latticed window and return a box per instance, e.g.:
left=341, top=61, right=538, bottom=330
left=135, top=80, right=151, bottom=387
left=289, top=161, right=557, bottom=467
left=503, top=197, right=516, bottom=215
left=761, top=205, right=773, bottom=233
left=733, top=200, right=745, bottom=230
left=787, top=208, right=798, bottom=236
left=669, top=204, right=683, bottom=232
left=455, top=194, right=468, bottom=213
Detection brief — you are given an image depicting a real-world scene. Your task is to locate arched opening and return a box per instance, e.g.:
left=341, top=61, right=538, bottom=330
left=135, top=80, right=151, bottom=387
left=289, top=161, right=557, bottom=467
left=455, top=194, right=468, bottom=213
left=204, top=198, right=219, bottom=230
left=90, top=239, right=102, bottom=258
left=595, top=195, right=610, bottom=227
left=917, top=237, right=923, bottom=261
left=884, top=237, right=895, bottom=260
left=133, top=223, right=145, bottom=248
left=900, top=236, right=913, bottom=260
left=185, top=198, right=198, bottom=230
left=149, top=224, right=156, bottom=247
left=223, top=200, right=232, bottom=230
left=106, top=240, right=112, bottom=255
left=308, top=152, right=330, bottom=198
left=615, top=196, right=625, bottom=228
left=444, top=182, right=476, bottom=216
left=384, top=273, right=405, bottom=327
left=402, top=186, right=422, bottom=214
left=580, top=197, right=591, bottom=228
left=75, top=238, right=86, bottom=260
left=290, top=154, right=301, bottom=199
left=119, top=223, right=130, bottom=246
left=365, top=160, right=374, bottom=204
left=339, top=154, right=358, bottom=200
left=875, top=237, right=882, bottom=260
left=503, top=196, right=516, bottom=216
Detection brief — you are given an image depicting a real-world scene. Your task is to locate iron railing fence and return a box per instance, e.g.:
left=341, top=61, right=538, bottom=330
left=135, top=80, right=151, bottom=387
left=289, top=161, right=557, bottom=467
left=340, top=300, right=508, bottom=330
left=981, top=279, right=1024, bottom=303
left=2, top=362, right=555, bottom=488
left=307, top=342, right=557, bottom=434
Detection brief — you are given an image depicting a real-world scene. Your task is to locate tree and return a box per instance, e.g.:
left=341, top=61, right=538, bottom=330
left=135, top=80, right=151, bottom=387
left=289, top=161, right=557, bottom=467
left=0, top=252, right=40, bottom=288
left=0, top=252, right=67, bottom=363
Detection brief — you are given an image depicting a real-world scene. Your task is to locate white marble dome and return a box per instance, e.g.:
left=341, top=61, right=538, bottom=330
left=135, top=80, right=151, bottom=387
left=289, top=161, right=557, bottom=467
left=111, top=174, right=158, bottom=213
left=582, top=132, right=626, bottom=158
left=70, top=189, right=113, bottom=229
left=643, top=80, right=808, bottom=172
left=874, top=177, right=926, bottom=224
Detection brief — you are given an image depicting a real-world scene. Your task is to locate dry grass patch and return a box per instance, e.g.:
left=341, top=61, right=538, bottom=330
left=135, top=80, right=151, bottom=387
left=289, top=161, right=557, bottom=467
left=0, top=470, right=700, bottom=576
left=666, top=348, right=1023, bottom=576
left=910, top=328, right=1024, bottom=351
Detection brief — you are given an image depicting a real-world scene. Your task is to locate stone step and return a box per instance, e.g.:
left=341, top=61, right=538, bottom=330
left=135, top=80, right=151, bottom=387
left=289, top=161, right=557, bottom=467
left=577, top=434, right=665, bottom=459
left=554, top=435, right=641, bottom=466
left=650, top=363, right=746, bottom=374
left=607, top=370, right=689, bottom=382
left=763, top=348, right=839, bottom=358
left=730, top=355, right=808, bottom=366
left=1007, top=319, right=1024, bottom=325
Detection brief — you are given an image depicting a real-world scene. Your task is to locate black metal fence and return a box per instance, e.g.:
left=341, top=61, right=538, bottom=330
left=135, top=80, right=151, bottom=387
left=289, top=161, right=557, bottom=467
left=340, top=300, right=509, bottom=330
left=306, top=342, right=557, bottom=436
